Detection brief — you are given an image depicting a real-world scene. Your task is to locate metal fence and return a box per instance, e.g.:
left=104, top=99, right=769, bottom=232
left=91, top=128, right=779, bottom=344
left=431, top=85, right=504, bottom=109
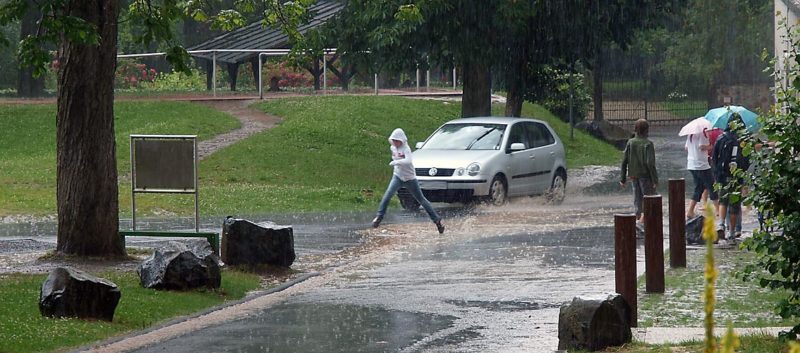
left=589, top=47, right=773, bottom=129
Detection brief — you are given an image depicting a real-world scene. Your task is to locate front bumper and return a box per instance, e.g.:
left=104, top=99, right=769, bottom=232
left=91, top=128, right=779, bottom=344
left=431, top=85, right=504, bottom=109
left=414, top=177, right=490, bottom=202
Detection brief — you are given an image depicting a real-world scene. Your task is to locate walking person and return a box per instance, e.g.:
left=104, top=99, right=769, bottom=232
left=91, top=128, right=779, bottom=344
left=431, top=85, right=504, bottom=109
left=619, top=119, right=659, bottom=228
left=712, top=113, right=750, bottom=241
left=685, top=131, right=719, bottom=219
left=372, top=128, right=445, bottom=234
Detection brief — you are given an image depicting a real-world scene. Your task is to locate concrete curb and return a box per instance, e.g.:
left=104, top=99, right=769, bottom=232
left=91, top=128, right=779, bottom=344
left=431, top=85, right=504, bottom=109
left=633, top=326, right=792, bottom=345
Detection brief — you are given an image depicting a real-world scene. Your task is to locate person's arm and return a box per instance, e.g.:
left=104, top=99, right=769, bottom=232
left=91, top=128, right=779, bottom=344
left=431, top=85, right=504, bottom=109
left=620, top=141, right=630, bottom=185
left=389, top=146, right=413, bottom=166
left=646, top=141, right=658, bottom=185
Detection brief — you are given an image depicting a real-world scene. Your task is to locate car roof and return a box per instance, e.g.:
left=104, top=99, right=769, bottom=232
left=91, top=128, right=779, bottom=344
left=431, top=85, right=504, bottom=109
left=442, top=116, right=548, bottom=125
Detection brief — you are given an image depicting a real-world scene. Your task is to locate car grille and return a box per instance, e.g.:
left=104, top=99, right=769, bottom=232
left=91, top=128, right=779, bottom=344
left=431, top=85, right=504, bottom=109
left=415, top=168, right=455, bottom=177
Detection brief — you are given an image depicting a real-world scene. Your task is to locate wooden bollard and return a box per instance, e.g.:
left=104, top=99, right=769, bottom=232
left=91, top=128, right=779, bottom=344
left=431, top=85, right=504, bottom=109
left=614, top=214, right=638, bottom=327
left=643, top=195, right=664, bottom=293
left=668, top=179, right=686, bottom=268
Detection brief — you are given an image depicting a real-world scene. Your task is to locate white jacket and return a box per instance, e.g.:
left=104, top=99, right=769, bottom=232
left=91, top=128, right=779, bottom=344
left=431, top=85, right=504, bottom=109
left=388, top=128, right=416, bottom=181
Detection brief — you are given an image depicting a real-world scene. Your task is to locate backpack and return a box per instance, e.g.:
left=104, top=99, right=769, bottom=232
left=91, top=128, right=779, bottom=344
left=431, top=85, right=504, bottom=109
left=713, top=133, right=750, bottom=180
left=686, top=215, right=705, bottom=245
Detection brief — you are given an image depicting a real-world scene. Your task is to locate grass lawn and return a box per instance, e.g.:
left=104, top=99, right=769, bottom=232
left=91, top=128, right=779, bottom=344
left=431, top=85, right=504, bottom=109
left=662, top=100, right=708, bottom=120
left=0, top=96, right=620, bottom=217
left=0, top=101, right=240, bottom=216
left=0, top=269, right=261, bottom=353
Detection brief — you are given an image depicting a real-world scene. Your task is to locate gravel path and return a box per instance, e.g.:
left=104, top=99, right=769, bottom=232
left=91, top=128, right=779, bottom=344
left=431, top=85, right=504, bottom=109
left=194, top=99, right=282, bottom=159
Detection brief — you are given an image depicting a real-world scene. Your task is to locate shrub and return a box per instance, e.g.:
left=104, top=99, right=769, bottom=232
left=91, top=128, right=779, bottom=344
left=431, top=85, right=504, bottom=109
left=115, top=59, right=157, bottom=89
left=528, top=66, right=591, bottom=123
left=740, top=19, right=800, bottom=339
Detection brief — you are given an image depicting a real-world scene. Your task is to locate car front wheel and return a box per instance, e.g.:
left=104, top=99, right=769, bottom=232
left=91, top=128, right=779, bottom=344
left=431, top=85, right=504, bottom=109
left=487, top=175, right=507, bottom=206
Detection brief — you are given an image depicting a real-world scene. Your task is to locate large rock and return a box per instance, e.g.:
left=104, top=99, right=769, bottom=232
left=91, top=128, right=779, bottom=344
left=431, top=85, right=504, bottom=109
left=575, top=120, right=632, bottom=150
left=138, top=241, right=221, bottom=290
left=39, top=267, right=121, bottom=321
left=221, top=217, right=295, bottom=267
left=558, top=293, right=632, bottom=351
left=686, top=215, right=705, bottom=245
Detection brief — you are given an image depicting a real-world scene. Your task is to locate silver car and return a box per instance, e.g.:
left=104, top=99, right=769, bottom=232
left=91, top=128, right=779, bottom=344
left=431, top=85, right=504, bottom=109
left=397, top=117, right=567, bottom=209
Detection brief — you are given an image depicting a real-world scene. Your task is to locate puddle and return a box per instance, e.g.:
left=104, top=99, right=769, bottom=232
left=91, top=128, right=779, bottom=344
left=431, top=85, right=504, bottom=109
left=131, top=302, right=456, bottom=353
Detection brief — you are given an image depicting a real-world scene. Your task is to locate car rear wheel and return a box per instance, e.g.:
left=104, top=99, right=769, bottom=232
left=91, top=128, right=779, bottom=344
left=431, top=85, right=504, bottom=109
left=546, top=170, right=566, bottom=205
left=487, top=175, right=507, bottom=206
left=397, top=189, right=421, bottom=211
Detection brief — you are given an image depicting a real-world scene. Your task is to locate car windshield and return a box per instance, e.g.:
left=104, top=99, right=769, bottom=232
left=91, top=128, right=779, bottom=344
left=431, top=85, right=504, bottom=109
left=421, top=123, right=506, bottom=150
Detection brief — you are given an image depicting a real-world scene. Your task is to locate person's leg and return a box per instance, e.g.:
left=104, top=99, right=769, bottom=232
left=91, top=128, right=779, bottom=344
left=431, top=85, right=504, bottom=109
left=632, top=177, right=644, bottom=222
left=374, top=175, right=402, bottom=226
left=688, top=170, right=704, bottom=218
left=700, top=169, right=719, bottom=217
left=404, top=179, right=441, bottom=223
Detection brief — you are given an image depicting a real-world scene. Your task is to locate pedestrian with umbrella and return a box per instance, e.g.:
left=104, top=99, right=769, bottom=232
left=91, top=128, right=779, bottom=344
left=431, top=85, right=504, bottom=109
left=679, top=117, right=718, bottom=219
left=712, top=113, right=751, bottom=242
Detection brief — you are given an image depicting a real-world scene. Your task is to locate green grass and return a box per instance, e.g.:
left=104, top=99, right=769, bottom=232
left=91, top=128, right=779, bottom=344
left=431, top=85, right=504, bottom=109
left=0, top=96, right=620, bottom=217
left=590, top=334, right=791, bottom=352
left=638, top=249, right=794, bottom=328
left=0, top=270, right=261, bottom=353
left=662, top=100, right=708, bottom=120
left=0, top=101, right=240, bottom=215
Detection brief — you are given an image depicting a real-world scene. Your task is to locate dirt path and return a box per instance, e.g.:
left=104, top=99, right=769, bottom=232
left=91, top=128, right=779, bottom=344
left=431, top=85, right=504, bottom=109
left=193, top=100, right=282, bottom=159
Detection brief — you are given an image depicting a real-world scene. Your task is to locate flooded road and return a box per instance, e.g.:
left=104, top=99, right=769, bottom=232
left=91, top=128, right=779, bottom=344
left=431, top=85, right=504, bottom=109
left=2, top=126, right=701, bottom=352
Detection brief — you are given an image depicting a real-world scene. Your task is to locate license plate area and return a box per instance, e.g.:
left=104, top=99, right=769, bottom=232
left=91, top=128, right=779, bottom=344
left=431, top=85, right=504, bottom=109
left=419, top=181, right=447, bottom=190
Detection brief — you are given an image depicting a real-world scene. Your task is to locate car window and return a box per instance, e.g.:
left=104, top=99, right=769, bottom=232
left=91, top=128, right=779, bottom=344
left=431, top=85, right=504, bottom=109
left=506, top=123, right=529, bottom=150
left=422, top=123, right=506, bottom=150
left=528, top=122, right=555, bottom=148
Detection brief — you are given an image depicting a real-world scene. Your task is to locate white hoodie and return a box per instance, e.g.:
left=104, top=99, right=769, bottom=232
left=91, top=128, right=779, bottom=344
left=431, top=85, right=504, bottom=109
left=388, top=128, right=416, bottom=181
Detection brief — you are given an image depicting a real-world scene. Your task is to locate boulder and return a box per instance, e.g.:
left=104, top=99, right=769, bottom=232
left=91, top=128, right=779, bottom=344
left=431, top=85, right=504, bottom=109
left=138, top=241, right=221, bottom=290
left=221, top=217, right=295, bottom=267
left=557, top=293, right=632, bottom=351
left=575, top=120, right=631, bottom=150
left=39, top=267, right=121, bottom=321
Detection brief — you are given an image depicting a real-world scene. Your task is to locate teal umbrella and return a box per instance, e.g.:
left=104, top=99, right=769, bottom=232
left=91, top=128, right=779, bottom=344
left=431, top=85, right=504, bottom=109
left=703, top=105, right=760, bottom=132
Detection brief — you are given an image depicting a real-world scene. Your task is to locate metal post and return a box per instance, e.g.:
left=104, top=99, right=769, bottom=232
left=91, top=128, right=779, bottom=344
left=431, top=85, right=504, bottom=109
left=194, top=137, right=199, bottom=233
left=644, top=194, right=664, bottom=293
left=426, top=69, right=430, bottom=92
left=212, top=51, right=217, bottom=97
left=374, top=73, right=378, bottom=95
left=416, top=65, right=420, bottom=92
left=323, top=54, right=327, bottom=93
left=258, top=53, right=264, bottom=100
left=130, top=136, right=136, bottom=231
left=669, top=179, right=686, bottom=268
left=615, top=213, right=638, bottom=327
left=452, top=66, right=456, bottom=90
left=569, top=71, right=575, bottom=140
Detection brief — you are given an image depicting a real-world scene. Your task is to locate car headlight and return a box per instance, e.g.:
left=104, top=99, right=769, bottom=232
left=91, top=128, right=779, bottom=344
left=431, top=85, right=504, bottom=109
left=466, top=162, right=481, bottom=176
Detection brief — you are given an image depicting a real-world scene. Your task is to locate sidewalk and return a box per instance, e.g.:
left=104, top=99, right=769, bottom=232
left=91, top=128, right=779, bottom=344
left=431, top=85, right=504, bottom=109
left=634, top=326, right=791, bottom=345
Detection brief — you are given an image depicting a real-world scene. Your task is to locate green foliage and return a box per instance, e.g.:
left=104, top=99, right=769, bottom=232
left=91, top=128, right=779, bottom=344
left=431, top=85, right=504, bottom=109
left=740, top=21, right=800, bottom=339
left=657, top=0, right=772, bottom=95
left=146, top=67, right=208, bottom=91
left=0, top=23, right=18, bottom=88
left=527, top=66, right=592, bottom=123
left=0, top=270, right=261, bottom=353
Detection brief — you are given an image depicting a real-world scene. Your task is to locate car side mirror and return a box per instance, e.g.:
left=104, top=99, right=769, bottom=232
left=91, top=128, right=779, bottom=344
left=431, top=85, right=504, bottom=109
left=509, top=143, right=525, bottom=151
left=415, top=142, right=424, bottom=149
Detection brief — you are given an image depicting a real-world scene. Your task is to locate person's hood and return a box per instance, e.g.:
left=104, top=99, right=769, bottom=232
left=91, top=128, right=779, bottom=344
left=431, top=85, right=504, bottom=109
left=388, top=128, right=408, bottom=146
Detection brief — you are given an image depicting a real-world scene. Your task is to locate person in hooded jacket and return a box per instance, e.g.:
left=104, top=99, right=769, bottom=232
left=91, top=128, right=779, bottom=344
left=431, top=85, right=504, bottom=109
left=373, top=128, right=445, bottom=234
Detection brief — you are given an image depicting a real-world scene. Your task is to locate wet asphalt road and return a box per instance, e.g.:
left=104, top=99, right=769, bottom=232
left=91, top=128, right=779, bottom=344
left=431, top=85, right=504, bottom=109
left=2, top=126, right=692, bottom=352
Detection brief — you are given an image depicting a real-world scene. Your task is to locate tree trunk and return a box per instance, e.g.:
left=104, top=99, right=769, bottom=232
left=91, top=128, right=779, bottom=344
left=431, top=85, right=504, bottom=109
left=17, top=0, right=44, bottom=97
left=227, top=62, right=239, bottom=91
left=461, top=61, right=492, bottom=118
left=55, top=0, right=124, bottom=257
left=592, top=59, right=604, bottom=122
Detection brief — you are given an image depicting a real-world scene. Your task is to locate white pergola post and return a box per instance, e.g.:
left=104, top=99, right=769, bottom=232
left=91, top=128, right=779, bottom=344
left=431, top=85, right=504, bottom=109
left=374, top=73, right=378, bottom=95
left=323, top=55, right=327, bottom=93
left=416, top=65, right=420, bottom=93
left=212, top=51, right=217, bottom=97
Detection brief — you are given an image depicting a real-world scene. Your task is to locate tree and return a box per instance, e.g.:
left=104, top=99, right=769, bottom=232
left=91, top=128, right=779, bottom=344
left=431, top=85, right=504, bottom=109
left=0, top=0, right=188, bottom=257
left=740, top=20, right=800, bottom=338
left=16, top=0, right=43, bottom=97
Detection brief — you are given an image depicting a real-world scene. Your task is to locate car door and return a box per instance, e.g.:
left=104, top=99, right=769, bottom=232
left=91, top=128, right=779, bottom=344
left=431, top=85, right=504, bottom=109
left=505, top=122, right=535, bottom=196
left=526, top=122, right=557, bottom=192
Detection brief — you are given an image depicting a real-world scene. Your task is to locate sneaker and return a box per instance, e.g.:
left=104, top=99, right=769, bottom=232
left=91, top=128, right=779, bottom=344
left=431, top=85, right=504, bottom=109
left=734, top=231, right=742, bottom=238
left=372, top=216, right=383, bottom=228
left=435, top=220, right=445, bottom=234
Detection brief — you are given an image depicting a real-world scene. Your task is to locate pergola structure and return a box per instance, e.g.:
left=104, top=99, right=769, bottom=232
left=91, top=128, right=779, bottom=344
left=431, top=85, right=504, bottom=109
left=188, top=0, right=345, bottom=92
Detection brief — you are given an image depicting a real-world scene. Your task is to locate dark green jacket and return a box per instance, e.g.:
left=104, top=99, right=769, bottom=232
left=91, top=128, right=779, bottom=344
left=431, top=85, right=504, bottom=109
left=620, top=136, right=658, bottom=184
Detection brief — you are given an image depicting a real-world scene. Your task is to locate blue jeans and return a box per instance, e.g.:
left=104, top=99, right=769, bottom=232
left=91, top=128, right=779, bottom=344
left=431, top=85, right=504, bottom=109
left=376, top=175, right=441, bottom=223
